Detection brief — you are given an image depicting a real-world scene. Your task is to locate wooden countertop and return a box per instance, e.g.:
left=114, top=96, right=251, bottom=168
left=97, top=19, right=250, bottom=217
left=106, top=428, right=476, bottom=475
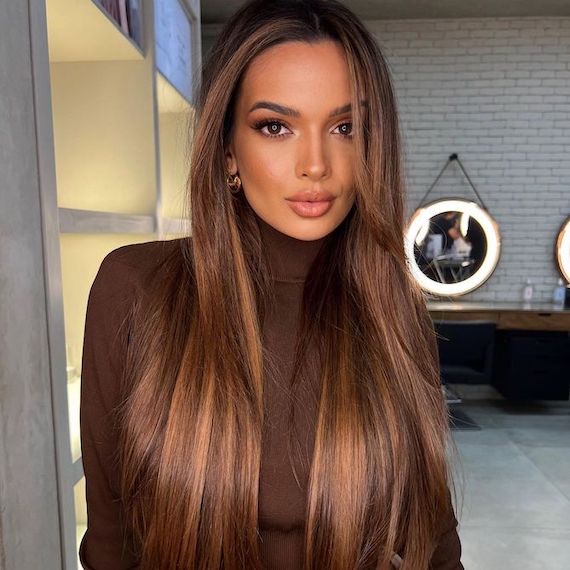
left=427, top=300, right=570, bottom=313
left=427, top=301, right=570, bottom=331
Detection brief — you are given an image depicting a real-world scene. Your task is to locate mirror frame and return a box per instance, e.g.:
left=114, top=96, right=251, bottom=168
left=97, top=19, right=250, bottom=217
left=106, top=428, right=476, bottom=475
left=555, top=215, right=570, bottom=283
left=405, top=197, right=502, bottom=297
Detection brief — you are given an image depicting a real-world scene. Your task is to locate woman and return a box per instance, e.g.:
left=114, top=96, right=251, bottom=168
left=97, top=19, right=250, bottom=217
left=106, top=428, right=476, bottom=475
left=79, top=1, right=464, bottom=569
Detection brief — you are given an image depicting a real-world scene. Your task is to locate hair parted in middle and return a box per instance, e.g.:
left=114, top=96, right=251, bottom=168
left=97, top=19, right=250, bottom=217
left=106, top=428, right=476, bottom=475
left=116, top=1, right=464, bottom=569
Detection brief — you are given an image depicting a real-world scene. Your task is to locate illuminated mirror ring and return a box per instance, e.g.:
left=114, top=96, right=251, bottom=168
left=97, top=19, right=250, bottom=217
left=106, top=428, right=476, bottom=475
left=404, top=198, right=501, bottom=297
left=555, top=216, right=570, bottom=283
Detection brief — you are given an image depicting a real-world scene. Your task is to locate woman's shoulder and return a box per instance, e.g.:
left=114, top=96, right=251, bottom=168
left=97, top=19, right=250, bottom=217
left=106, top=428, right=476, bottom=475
left=101, top=236, right=190, bottom=278
left=88, top=236, right=191, bottom=314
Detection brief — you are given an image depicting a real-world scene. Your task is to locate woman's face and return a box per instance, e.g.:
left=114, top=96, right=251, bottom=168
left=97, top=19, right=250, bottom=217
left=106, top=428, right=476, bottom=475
left=225, top=40, right=357, bottom=241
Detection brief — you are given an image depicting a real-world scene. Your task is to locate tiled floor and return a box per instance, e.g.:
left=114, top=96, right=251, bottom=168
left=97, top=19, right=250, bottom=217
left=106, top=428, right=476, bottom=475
left=448, top=384, right=570, bottom=570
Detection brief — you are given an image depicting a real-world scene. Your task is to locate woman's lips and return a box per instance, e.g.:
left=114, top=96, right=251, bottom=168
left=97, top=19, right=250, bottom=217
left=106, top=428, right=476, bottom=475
left=286, top=199, right=335, bottom=218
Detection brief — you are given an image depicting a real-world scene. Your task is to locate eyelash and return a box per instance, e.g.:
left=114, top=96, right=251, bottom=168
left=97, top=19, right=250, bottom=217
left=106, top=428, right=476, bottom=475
left=252, top=118, right=353, bottom=139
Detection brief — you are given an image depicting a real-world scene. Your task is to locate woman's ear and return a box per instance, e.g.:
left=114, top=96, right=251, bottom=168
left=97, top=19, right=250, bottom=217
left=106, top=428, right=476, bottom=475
left=225, top=145, right=238, bottom=175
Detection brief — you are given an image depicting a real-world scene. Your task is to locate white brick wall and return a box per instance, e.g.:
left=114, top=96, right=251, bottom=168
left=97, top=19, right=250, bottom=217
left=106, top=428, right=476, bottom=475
left=366, top=17, right=570, bottom=302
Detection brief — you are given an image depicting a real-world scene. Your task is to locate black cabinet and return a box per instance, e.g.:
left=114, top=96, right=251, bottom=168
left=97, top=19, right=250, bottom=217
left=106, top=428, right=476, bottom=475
left=492, top=329, right=570, bottom=400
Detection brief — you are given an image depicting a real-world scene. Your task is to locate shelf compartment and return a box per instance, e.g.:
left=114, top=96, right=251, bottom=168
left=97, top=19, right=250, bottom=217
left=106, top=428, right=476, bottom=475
left=156, top=71, right=193, bottom=220
left=49, top=59, right=157, bottom=215
left=46, top=0, right=144, bottom=62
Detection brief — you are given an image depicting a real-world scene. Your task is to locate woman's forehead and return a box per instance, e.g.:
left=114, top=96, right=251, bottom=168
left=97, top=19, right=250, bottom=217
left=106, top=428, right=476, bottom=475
left=237, top=41, right=352, bottom=116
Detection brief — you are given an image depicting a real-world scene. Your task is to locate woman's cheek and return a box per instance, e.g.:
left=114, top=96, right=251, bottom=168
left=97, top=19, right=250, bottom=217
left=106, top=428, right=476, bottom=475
left=252, top=153, right=290, bottom=186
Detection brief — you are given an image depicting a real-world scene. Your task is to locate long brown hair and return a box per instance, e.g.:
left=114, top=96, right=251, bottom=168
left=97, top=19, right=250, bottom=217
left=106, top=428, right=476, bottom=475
left=117, top=1, right=464, bottom=568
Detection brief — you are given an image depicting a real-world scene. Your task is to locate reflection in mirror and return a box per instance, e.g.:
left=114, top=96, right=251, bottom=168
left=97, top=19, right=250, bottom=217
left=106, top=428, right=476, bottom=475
left=555, top=216, right=570, bottom=283
left=405, top=198, right=501, bottom=297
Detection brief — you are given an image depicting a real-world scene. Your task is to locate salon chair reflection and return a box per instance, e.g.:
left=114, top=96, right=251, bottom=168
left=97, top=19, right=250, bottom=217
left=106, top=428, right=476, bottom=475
left=414, top=211, right=487, bottom=285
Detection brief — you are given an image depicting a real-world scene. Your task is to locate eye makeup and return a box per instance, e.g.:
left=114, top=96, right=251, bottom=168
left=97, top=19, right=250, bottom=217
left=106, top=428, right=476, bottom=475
left=251, top=118, right=353, bottom=139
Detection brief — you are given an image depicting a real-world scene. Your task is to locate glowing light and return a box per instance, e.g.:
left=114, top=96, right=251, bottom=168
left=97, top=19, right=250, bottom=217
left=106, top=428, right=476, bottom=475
left=556, top=217, right=570, bottom=283
left=404, top=198, right=501, bottom=297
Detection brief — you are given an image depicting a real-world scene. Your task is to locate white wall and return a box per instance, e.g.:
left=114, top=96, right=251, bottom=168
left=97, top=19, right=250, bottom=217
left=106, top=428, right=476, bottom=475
left=366, top=17, right=570, bottom=302
left=201, top=17, right=570, bottom=302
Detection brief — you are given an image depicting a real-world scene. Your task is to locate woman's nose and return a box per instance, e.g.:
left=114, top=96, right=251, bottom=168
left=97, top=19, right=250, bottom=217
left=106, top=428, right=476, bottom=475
left=296, top=133, right=329, bottom=180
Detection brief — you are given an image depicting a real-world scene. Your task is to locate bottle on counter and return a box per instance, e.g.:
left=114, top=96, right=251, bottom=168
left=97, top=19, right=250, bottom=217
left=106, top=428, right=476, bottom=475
left=522, top=278, right=534, bottom=303
left=552, top=278, right=566, bottom=309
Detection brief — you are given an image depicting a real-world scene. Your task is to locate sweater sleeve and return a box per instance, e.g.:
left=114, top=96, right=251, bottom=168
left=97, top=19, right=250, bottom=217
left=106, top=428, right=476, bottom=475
left=428, top=489, right=464, bottom=570
left=78, top=251, right=141, bottom=569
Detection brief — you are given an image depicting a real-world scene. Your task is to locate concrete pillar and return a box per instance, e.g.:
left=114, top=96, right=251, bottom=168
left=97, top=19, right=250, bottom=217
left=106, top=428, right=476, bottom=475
left=0, top=0, right=63, bottom=568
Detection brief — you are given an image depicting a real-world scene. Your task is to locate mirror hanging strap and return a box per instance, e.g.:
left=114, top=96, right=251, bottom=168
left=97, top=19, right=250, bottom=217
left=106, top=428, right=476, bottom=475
left=416, top=153, right=489, bottom=211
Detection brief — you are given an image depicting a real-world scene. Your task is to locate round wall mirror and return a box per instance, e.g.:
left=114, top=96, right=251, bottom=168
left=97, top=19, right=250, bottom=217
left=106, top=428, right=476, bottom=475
left=404, top=198, right=501, bottom=297
left=555, top=216, right=570, bottom=283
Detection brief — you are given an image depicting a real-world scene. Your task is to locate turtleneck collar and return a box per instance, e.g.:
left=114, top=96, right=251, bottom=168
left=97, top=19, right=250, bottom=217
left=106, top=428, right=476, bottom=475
left=254, top=210, right=329, bottom=283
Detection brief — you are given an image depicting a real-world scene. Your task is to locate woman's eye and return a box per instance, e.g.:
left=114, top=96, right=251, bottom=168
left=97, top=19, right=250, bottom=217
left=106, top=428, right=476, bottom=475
left=334, top=122, right=353, bottom=138
left=253, top=120, right=291, bottom=138
left=252, top=119, right=353, bottom=139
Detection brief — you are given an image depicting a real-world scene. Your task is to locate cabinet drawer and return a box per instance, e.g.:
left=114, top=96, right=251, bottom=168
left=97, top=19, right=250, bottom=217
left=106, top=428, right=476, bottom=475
left=498, top=312, right=570, bottom=331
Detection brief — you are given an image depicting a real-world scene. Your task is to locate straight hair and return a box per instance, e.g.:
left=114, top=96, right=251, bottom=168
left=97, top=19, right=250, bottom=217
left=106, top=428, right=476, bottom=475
left=117, top=1, right=464, bottom=568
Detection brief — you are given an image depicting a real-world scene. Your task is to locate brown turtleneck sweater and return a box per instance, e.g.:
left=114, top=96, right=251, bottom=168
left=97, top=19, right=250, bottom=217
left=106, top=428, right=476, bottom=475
left=79, top=212, right=463, bottom=569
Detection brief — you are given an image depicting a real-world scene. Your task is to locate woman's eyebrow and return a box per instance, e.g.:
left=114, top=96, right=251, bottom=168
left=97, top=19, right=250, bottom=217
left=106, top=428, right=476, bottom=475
left=248, top=100, right=365, bottom=117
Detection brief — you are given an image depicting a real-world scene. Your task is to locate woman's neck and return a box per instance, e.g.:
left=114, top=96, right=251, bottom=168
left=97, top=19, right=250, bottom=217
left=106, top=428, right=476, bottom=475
left=254, top=211, right=329, bottom=283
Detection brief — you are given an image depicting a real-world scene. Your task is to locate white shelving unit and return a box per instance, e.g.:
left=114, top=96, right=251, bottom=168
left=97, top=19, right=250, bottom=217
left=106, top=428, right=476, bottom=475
left=33, top=0, right=201, bottom=567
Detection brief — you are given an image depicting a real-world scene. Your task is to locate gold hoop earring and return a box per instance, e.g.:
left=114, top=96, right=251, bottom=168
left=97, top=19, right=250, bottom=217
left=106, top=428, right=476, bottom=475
left=226, top=173, right=242, bottom=194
